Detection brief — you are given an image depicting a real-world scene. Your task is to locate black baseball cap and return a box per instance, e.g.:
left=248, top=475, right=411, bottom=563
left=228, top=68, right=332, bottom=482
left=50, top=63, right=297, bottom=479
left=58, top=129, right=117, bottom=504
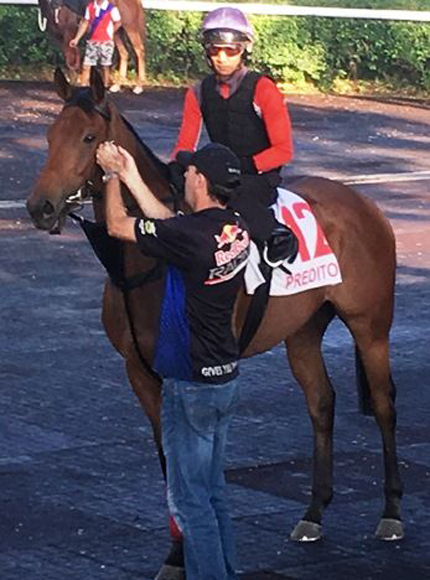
left=176, top=143, right=241, bottom=189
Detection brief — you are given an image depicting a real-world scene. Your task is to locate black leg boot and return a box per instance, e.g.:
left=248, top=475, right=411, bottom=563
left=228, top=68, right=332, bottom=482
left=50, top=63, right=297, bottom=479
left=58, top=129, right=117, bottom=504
left=264, top=223, right=299, bottom=267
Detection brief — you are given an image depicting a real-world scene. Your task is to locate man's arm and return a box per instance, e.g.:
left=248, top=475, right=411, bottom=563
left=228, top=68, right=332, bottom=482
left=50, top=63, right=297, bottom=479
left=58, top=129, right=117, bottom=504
left=104, top=176, right=137, bottom=241
left=170, top=87, right=202, bottom=159
left=69, top=18, right=89, bottom=47
left=252, top=77, right=294, bottom=172
left=97, top=143, right=173, bottom=241
left=117, top=147, right=173, bottom=220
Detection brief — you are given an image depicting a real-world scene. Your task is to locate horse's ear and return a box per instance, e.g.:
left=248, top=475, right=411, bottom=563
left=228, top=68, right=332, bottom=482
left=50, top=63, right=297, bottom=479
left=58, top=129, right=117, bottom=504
left=90, top=67, right=105, bottom=104
left=54, top=68, right=72, bottom=101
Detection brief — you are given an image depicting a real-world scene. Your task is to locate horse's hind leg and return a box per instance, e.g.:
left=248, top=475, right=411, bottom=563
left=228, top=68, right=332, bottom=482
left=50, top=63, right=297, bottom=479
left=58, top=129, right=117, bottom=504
left=344, top=316, right=404, bottom=540
left=285, top=303, right=336, bottom=542
left=125, top=360, right=185, bottom=580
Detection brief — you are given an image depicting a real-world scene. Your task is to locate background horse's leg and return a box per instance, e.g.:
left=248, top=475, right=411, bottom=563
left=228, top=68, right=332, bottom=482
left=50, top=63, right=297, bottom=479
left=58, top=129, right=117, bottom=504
left=125, top=27, right=146, bottom=94
left=285, top=303, right=336, bottom=542
left=125, top=360, right=185, bottom=580
left=111, top=33, right=129, bottom=91
left=343, top=317, right=404, bottom=541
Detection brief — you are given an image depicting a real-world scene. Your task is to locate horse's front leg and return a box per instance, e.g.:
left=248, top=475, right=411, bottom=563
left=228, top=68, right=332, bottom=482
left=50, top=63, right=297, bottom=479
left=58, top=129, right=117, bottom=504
left=125, top=359, right=185, bottom=580
left=111, top=33, right=129, bottom=91
left=285, top=305, right=336, bottom=541
left=126, top=28, right=146, bottom=94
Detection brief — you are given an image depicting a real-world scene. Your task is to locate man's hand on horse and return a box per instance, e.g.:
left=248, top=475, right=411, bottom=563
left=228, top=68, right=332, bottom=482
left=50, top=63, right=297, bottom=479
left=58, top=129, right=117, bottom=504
left=96, top=141, right=124, bottom=176
left=97, top=143, right=141, bottom=188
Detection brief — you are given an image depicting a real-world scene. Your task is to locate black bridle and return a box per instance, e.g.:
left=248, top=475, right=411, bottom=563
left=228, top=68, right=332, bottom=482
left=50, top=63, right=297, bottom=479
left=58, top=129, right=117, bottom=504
left=62, top=88, right=182, bottom=212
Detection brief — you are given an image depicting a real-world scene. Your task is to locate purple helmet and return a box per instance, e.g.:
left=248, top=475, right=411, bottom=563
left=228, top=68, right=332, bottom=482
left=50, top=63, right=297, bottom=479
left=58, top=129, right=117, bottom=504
left=201, top=7, right=254, bottom=50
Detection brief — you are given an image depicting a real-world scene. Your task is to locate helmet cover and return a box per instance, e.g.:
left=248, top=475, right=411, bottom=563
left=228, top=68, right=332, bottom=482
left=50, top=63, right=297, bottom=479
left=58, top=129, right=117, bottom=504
left=201, top=7, right=254, bottom=48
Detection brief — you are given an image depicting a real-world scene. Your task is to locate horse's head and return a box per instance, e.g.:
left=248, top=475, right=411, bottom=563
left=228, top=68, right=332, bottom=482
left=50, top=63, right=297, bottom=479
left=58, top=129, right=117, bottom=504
left=39, top=0, right=81, bottom=70
left=27, top=68, right=110, bottom=232
left=58, top=7, right=81, bottom=71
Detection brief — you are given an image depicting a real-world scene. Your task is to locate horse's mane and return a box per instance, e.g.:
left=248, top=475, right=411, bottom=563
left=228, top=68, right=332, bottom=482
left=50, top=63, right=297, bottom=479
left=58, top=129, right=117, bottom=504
left=64, top=87, right=171, bottom=183
left=119, top=114, right=171, bottom=183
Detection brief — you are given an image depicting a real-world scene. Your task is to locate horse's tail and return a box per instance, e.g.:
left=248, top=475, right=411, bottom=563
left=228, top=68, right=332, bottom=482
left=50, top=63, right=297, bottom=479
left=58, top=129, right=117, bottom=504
left=355, top=347, right=374, bottom=416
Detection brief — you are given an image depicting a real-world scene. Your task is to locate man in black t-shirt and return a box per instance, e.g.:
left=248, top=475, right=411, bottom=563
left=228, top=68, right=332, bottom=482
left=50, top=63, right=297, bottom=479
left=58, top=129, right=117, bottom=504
left=96, top=141, right=249, bottom=580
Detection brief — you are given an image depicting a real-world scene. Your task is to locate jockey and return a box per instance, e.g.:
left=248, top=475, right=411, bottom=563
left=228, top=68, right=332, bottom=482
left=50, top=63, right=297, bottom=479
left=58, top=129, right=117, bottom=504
left=171, top=6, right=298, bottom=267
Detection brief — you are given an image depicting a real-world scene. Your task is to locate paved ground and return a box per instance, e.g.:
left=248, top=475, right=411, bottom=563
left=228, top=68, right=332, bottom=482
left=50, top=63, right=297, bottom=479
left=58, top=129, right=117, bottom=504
left=0, top=81, right=430, bottom=580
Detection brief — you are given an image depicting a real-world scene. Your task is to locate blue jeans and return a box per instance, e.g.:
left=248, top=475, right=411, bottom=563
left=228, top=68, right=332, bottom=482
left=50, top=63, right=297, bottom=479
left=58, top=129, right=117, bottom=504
left=161, top=378, right=240, bottom=580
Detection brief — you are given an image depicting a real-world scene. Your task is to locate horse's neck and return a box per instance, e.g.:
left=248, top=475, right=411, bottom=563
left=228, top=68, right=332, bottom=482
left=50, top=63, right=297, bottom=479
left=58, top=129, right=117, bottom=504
left=109, top=108, right=170, bottom=203
left=92, top=106, right=171, bottom=224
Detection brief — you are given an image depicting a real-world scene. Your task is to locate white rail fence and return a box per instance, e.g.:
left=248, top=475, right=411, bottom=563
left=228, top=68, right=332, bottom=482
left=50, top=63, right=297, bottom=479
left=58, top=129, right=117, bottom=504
left=0, top=0, right=430, bottom=22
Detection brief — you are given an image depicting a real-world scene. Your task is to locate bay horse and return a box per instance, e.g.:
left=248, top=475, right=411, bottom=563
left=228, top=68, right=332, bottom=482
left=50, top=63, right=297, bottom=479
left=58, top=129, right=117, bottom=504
left=27, top=69, right=404, bottom=580
left=38, top=0, right=146, bottom=92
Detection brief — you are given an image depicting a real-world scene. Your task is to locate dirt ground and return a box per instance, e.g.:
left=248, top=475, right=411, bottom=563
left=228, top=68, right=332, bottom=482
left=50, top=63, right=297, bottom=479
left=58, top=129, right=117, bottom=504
left=0, top=81, right=430, bottom=580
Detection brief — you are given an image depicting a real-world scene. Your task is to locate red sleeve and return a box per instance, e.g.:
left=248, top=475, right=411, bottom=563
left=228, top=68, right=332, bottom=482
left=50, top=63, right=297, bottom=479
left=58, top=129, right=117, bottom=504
left=252, top=77, right=294, bottom=173
left=171, top=87, right=203, bottom=159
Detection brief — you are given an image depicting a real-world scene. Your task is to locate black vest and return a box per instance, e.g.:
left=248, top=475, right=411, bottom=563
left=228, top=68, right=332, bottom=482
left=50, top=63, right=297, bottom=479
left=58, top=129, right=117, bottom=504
left=200, top=71, right=271, bottom=172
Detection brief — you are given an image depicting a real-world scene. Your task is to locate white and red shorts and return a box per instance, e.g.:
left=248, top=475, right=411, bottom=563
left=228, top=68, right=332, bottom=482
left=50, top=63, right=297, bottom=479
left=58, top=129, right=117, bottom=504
left=83, top=40, right=115, bottom=67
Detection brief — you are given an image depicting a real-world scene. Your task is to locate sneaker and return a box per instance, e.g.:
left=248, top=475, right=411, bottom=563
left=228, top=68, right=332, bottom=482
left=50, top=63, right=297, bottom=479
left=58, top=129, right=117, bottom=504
left=109, top=83, right=121, bottom=93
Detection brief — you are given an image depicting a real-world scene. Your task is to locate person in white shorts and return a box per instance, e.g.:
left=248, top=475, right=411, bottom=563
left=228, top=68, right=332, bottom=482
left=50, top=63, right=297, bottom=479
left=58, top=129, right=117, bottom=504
left=69, top=0, right=121, bottom=89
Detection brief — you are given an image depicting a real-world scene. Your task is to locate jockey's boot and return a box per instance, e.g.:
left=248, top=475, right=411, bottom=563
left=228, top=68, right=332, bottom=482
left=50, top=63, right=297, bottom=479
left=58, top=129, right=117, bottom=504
left=264, top=223, right=299, bottom=268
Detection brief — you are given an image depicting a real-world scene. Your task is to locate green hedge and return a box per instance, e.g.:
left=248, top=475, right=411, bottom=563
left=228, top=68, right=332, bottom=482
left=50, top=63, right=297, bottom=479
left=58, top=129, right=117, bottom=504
left=0, top=7, right=58, bottom=67
left=146, top=10, right=430, bottom=91
left=1, top=5, right=429, bottom=91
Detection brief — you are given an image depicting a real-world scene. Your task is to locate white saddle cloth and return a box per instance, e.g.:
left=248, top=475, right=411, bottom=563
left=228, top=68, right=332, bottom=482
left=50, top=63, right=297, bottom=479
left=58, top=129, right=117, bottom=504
left=244, top=187, right=342, bottom=296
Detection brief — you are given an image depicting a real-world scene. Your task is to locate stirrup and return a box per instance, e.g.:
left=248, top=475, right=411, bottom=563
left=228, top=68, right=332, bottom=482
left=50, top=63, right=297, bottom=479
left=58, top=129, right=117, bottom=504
left=262, top=244, right=284, bottom=269
left=262, top=245, right=293, bottom=274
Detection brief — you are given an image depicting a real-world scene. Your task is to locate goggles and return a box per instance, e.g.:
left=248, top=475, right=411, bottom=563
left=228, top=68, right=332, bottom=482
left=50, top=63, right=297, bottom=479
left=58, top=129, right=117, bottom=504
left=206, top=45, right=243, bottom=57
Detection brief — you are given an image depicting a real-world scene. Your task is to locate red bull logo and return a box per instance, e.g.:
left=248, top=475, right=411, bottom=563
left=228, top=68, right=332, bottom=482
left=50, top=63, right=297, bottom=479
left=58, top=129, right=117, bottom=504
left=215, top=224, right=242, bottom=249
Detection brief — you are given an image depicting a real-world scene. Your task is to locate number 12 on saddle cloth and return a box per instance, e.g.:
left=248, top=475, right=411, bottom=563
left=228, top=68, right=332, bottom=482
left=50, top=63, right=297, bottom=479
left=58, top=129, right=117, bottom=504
left=245, top=188, right=343, bottom=296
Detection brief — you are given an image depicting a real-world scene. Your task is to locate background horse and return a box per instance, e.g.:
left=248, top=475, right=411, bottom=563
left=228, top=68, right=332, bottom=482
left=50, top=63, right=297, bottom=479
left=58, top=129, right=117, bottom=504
left=38, top=0, right=146, bottom=92
left=27, top=69, right=404, bottom=580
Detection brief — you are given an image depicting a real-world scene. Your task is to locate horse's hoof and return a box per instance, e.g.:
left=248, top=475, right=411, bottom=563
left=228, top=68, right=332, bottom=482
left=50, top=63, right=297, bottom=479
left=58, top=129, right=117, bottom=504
left=132, top=85, right=143, bottom=95
left=290, top=519, right=322, bottom=542
left=154, top=564, right=185, bottom=580
left=109, top=83, right=121, bottom=93
left=375, top=518, right=404, bottom=541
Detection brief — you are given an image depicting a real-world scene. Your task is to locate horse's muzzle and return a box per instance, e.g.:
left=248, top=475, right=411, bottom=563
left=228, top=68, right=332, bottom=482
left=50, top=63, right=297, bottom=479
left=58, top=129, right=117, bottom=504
left=65, top=46, right=81, bottom=71
left=26, top=195, right=60, bottom=231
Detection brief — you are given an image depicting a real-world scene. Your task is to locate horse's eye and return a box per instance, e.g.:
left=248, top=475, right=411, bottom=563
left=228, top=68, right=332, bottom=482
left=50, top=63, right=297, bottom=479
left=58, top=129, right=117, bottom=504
left=84, top=134, right=96, bottom=144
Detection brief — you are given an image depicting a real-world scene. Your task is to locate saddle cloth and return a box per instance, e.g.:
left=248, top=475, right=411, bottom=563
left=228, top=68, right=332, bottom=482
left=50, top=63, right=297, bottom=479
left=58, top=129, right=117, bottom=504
left=244, top=187, right=342, bottom=296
